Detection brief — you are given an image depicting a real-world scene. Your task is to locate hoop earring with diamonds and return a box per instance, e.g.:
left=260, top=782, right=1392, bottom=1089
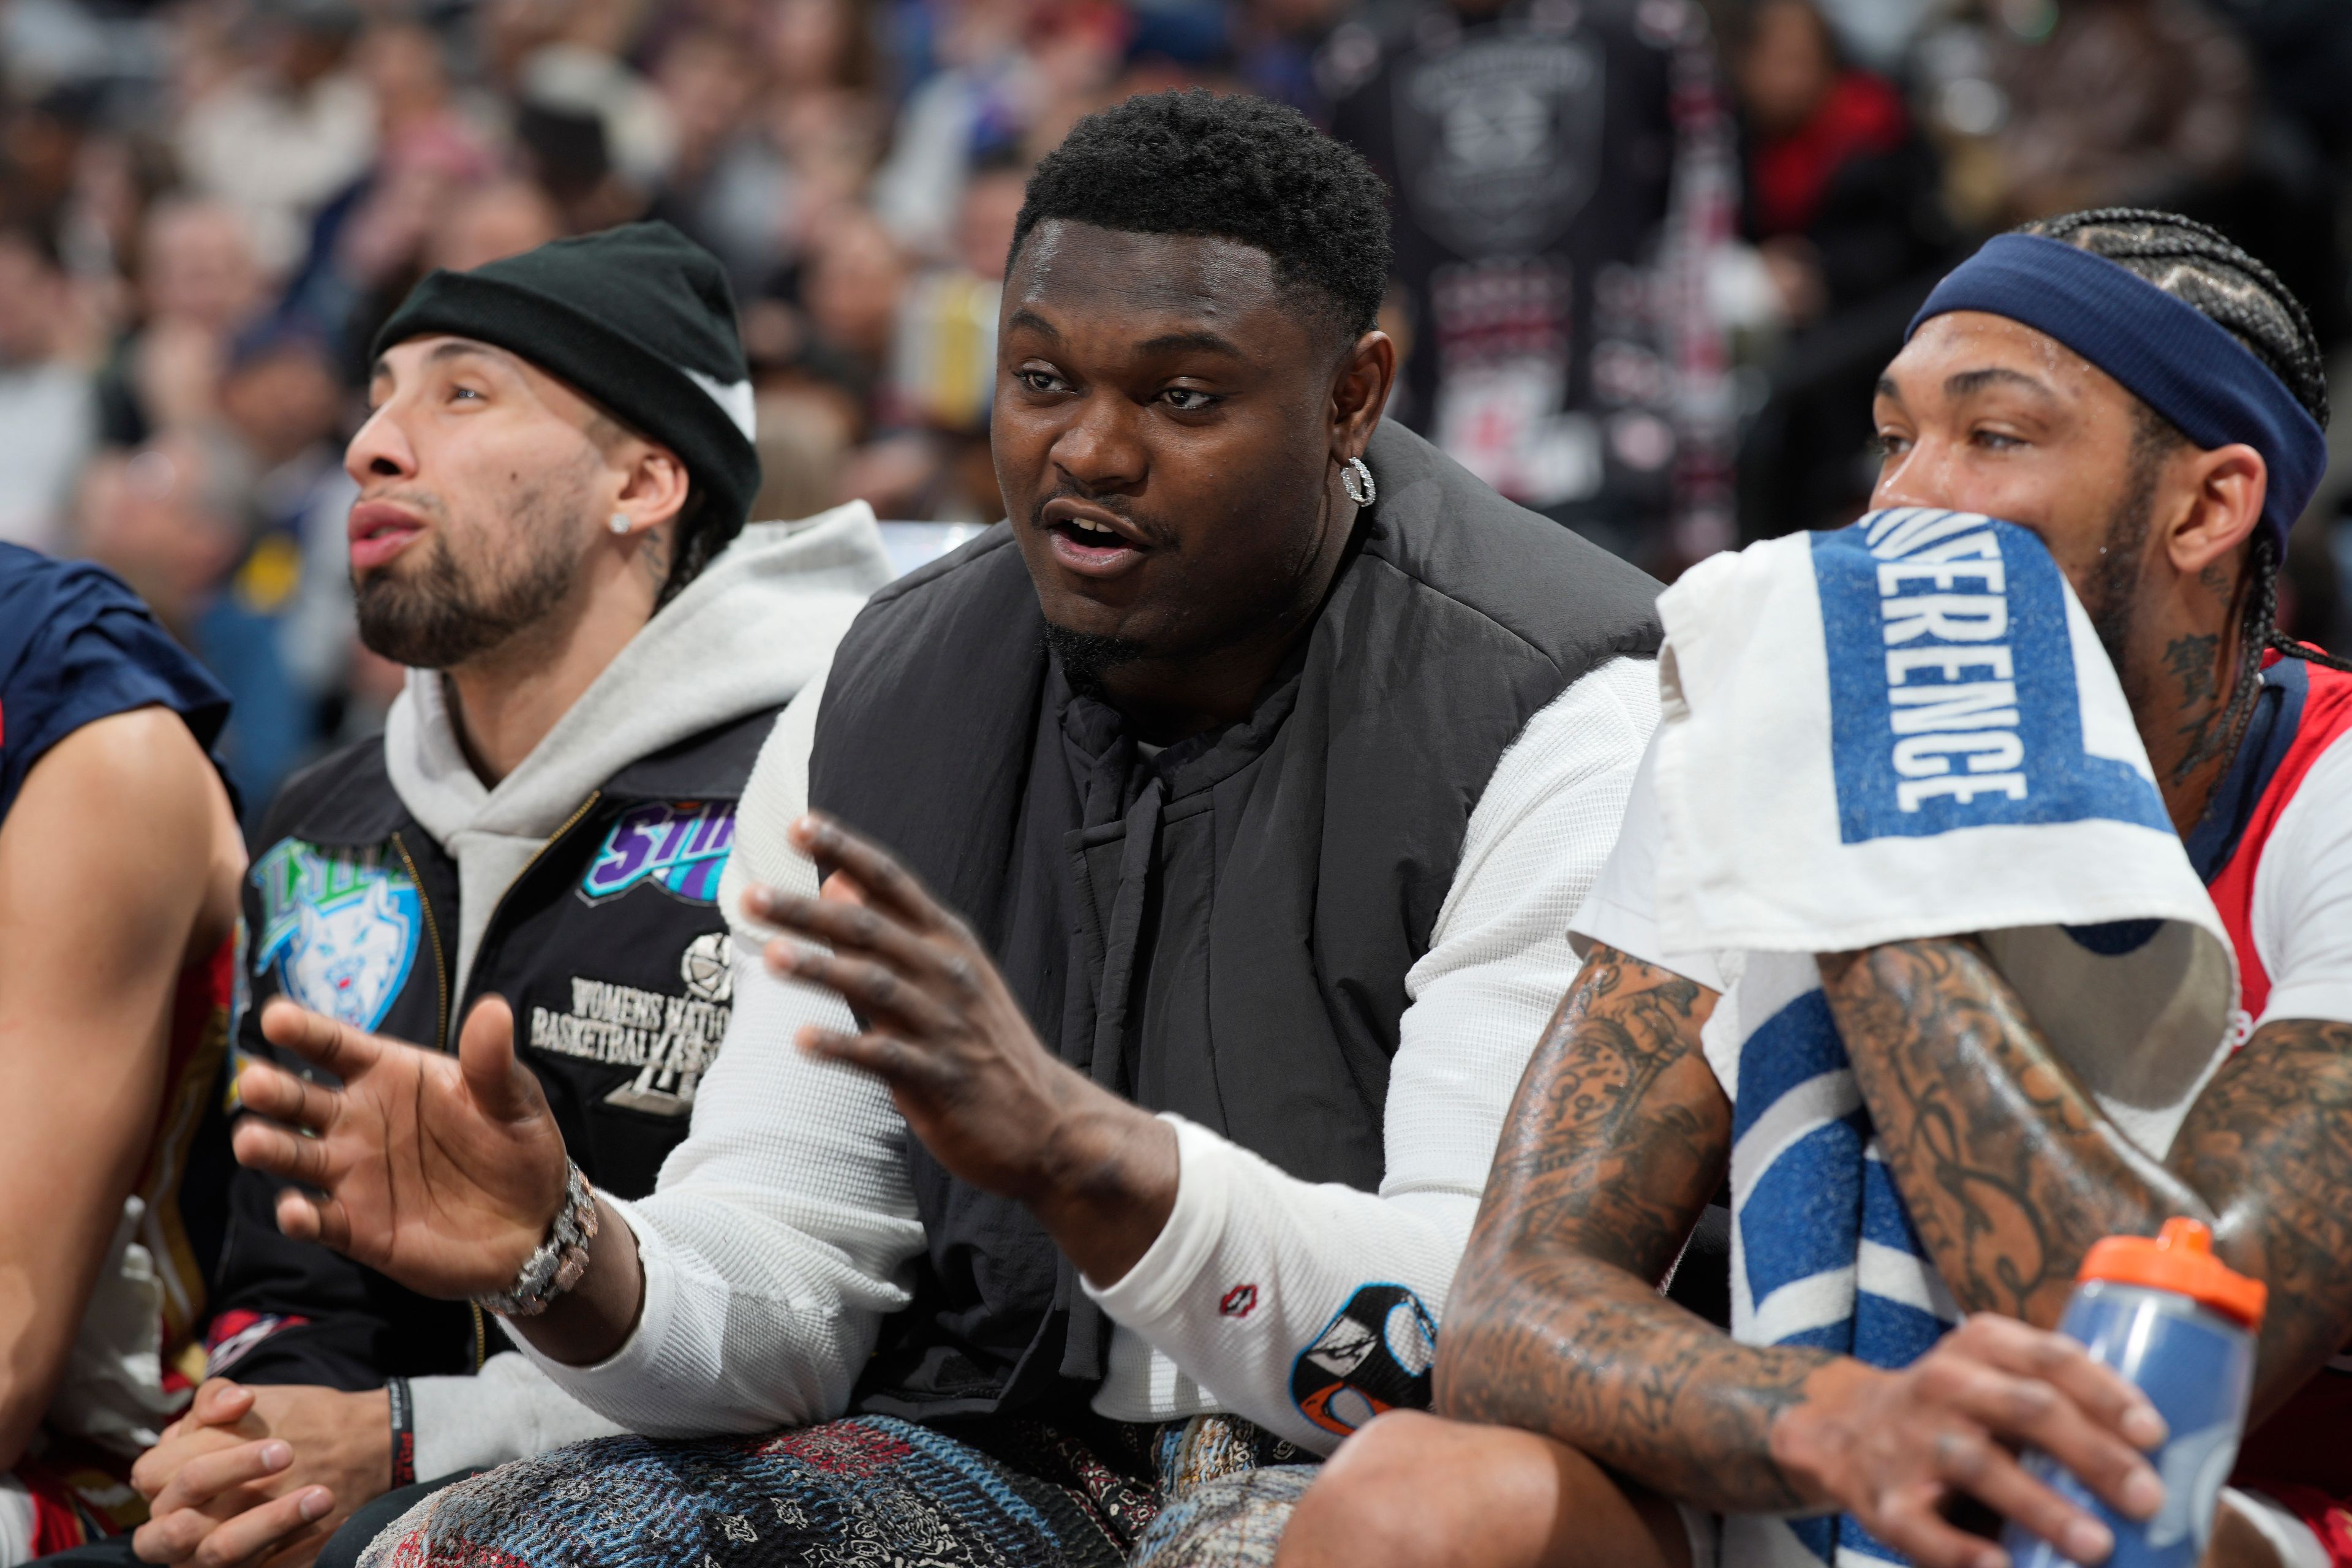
left=1341, top=456, right=1376, bottom=507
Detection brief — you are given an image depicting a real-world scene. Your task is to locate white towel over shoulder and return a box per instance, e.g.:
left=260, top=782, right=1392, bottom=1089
left=1657, top=507, right=2235, bottom=1154
left=1650, top=511, right=2237, bottom=1568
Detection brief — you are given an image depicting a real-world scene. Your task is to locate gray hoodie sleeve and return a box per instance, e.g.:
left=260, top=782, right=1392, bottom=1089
left=508, top=676, right=926, bottom=1434
left=409, top=1353, right=624, bottom=1476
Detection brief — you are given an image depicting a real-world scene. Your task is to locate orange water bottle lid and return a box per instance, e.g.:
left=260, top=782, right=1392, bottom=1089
left=2078, top=1218, right=2267, bottom=1329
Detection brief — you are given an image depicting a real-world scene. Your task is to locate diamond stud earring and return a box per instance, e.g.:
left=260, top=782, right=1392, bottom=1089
left=608, top=513, right=631, bottom=535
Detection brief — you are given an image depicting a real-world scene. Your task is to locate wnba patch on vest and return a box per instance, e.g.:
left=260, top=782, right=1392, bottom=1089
left=248, top=840, right=423, bottom=1032
left=529, top=932, right=734, bottom=1116
left=1813, top=511, right=2169, bottom=843
left=579, top=801, right=735, bottom=903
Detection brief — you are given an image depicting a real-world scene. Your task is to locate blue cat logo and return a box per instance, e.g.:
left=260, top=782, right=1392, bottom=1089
left=249, top=842, right=422, bottom=1032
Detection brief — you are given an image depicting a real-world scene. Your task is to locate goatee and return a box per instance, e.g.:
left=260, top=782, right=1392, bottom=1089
left=353, top=480, right=584, bottom=668
left=1042, top=622, right=1149, bottom=699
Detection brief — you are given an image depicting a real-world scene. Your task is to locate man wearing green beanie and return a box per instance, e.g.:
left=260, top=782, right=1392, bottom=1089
left=100, top=223, right=895, bottom=1568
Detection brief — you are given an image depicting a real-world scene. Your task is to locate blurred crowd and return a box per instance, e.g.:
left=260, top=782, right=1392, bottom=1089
left=2, top=0, right=2350, bottom=816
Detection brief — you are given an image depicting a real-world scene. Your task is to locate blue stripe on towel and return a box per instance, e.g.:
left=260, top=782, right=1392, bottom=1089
left=1733, top=984, right=1962, bottom=1566
left=1812, top=515, right=2169, bottom=845
left=1740, top=1118, right=1868, bottom=1305
left=1733, top=992, right=1847, bottom=1141
left=1858, top=1160, right=1927, bottom=1253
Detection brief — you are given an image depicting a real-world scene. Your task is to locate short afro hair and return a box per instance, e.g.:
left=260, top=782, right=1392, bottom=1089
left=1009, top=89, right=1392, bottom=346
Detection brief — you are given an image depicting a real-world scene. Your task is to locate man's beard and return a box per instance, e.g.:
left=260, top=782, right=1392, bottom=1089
left=1042, top=622, right=1150, bottom=699
left=2081, top=438, right=2166, bottom=679
left=353, top=483, right=585, bottom=669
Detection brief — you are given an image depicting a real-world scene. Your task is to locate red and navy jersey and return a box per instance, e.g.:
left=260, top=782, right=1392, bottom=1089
left=2189, top=650, right=2352, bottom=1023
left=0, top=545, right=238, bottom=1545
left=0, top=542, right=231, bottom=818
left=2189, top=650, right=2352, bottom=1505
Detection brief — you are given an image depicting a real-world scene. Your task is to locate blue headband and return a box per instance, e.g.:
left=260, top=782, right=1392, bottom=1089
left=1906, top=232, right=2327, bottom=551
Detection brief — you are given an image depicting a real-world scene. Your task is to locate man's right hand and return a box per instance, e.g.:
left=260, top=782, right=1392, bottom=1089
left=1771, top=1314, right=2169, bottom=1568
left=231, top=996, right=569, bottom=1299
left=130, top=1380, right=384, bottom=1568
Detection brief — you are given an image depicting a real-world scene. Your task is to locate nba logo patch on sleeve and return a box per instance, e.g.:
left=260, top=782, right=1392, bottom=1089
left=580, top=802, right=736, bottom=904
left=1289, top=1283, right=1439, bottom=1438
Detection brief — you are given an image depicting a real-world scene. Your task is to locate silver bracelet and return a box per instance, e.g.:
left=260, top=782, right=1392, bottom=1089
left=473, top=1161, right=599, bottom=1317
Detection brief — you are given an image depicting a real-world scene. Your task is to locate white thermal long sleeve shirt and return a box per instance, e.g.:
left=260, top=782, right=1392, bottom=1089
left=518, top=655, right=1659, bottom=1452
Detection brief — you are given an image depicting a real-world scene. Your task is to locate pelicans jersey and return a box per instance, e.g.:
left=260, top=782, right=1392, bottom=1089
left=0, top=544, right=235, bottom=1553
left=2190, top=651, right=2352, bottom=1557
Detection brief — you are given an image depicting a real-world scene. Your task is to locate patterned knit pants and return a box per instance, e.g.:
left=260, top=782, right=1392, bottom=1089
left=355, top=1414, right=1317, bottom=1568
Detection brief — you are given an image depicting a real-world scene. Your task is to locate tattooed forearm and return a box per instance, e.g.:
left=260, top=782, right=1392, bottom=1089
left=1819, top=940, right=2206, bottom=1330
left=1436, top=945, right=1834, bottom=1513
left=2169, top=1017, right=2352, bottom=1420
left=1825, top=943, right=2352, bottom=1417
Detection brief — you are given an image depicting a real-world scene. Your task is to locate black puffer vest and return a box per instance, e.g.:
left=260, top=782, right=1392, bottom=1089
left=810, top=422, right=1661, bottom=1419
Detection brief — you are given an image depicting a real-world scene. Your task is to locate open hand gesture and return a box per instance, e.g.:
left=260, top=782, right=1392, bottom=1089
left=231, top=996, right=570, bottom=1299
left=744, top=813, right=1177, bottom=1284
left=746, top=814, right=1092, bottom=1200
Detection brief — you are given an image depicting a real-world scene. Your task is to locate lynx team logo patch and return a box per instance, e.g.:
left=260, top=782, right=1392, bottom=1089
left=580, top=801, right=735, bottom=903
left=249, top=840, right=422, bottom=1033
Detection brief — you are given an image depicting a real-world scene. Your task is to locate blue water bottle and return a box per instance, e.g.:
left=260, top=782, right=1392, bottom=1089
left=2005, top=1218, right=2267, bottom=1568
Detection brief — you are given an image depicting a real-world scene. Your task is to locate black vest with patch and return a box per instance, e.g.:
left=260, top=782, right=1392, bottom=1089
left=810, top=422, right=1661, bottom=1420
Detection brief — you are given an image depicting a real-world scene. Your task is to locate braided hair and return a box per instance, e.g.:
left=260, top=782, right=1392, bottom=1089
left=2020, top=209, right=2352, bottom=760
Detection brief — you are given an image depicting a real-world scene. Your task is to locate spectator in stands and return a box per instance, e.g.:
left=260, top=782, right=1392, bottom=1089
left=95, top=199, right=268, bottom=450
left=107, top=223, right=894, bottom=1568
left=1329, top=0, right=1724, bottom=571
left=176, top=1, right=377, bottom=275
left=214, top=321, right=361, bottom=806
left=0, top=222, right=97, bottom=554
left=227, top=91, right=1662, bottom=1568
left=426, top=179, right=564, bottom=277
left=643, top=28, right=771, bottom=290
left=0, top=545, right=243, bottom=1562
left=835, top=154, right=1027, bottom=521
left=1731, top=0, right=1955, bottom=540
left=1922, top=0, right=2255, bottom=229
left=797, top=206, right=910, bottom=440
left=73, top=431, right=253, bottom=654
left=872, top=0, right=1125, bottom=261
left=1278, top=209, right=2352, bottom=1568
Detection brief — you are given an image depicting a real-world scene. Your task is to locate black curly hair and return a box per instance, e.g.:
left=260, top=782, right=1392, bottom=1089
left=1009, top=89, right=1392, bottom=351
left=2019, top=208, right=2352, bottom=768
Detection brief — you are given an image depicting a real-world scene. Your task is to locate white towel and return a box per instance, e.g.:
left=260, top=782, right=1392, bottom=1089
left=1654, top=511, right=2236, bottom=1567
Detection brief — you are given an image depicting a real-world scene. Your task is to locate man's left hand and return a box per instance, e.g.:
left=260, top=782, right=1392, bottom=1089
left=745, top=813, right=1177, bottom=1283
left=130, top=1379, right=388, bottom=1568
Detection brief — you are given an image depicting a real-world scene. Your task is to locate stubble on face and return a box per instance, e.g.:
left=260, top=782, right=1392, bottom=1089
left=353, top=458, right=598, bottom=670
left=2078, top=410, right=2249, bottom=785
left=2078, top=441, right=2160, bottom=684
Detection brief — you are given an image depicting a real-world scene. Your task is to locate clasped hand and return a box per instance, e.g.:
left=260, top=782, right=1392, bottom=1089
left=128, top=1380, right=379, bottom=1568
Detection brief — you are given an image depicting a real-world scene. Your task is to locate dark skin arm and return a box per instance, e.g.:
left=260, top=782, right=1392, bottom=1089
left=1433, top=944, right=1805, bottom=1506
left=1438, top=946, right=2165, bottom=1568
left=1819, top=938, right=2352, bottom=1424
